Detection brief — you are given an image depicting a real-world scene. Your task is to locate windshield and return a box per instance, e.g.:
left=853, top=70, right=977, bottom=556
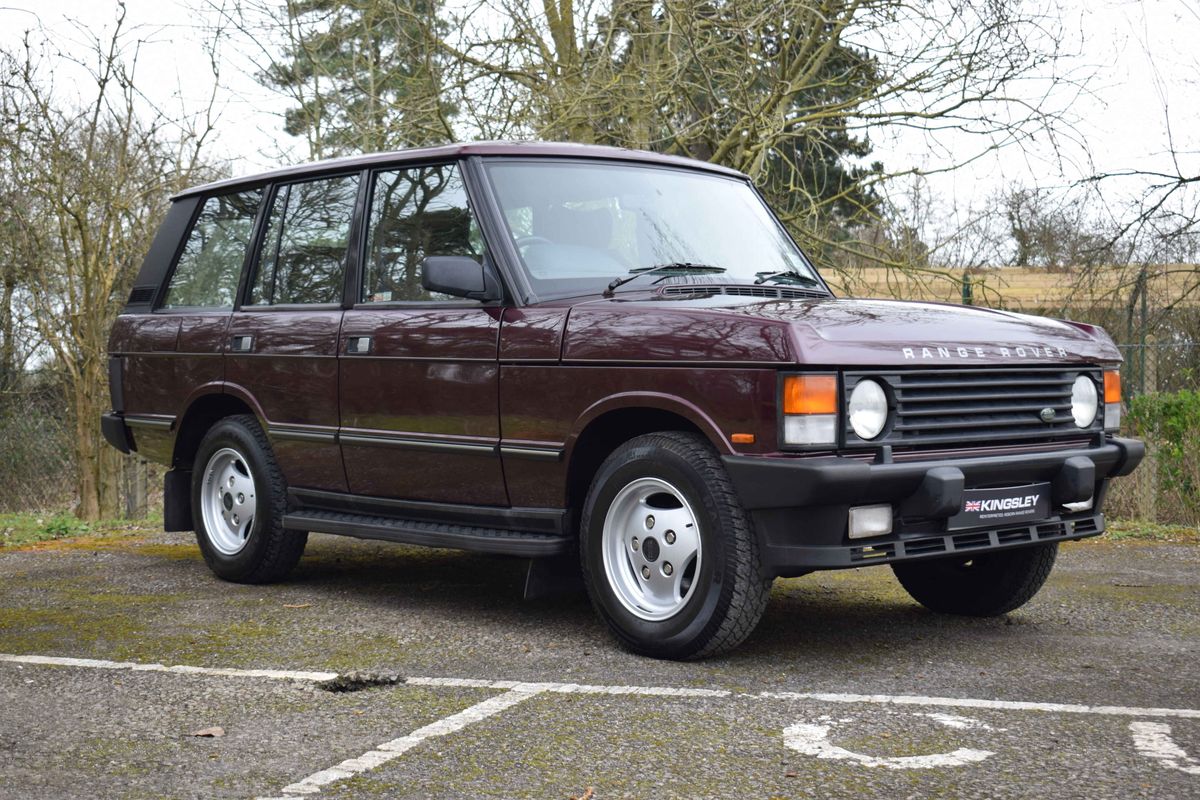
left=484, top=160, right=824, bottom=299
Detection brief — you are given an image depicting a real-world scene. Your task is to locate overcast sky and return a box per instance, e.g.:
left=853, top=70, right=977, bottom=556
left=2, top=0, right=1197, bottom=216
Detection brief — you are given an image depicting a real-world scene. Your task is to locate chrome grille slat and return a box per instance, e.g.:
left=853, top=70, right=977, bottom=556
left=899, top=403, right=1072, bottom=417
left=844, top=367, right=1103, bottom=449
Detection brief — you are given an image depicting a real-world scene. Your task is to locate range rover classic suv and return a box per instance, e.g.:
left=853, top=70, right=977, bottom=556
left=103, top=142, right=1144, bottom=659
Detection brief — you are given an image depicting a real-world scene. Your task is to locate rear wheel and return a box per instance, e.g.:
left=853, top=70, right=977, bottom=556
left=580, top=432, right=771, bottom=659
left=192, top=415, right=307, bottom=583
left=891, top=543, right=1058, bottom=617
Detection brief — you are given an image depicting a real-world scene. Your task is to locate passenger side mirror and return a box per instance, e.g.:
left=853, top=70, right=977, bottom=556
left=420, top=256, right=502, bottom=303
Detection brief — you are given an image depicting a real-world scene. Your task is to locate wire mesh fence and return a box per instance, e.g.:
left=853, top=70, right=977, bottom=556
left=1118, top=342, right=1200, bottom=396
left=1108, top=342, right=1200, bottom=525
left=0, top=374, right=160, bottom=517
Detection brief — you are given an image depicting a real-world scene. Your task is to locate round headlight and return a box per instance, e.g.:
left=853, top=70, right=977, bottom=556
left=849, top=379, right=888, bottom=440
left=1071, top=375, right=1098, bottom=428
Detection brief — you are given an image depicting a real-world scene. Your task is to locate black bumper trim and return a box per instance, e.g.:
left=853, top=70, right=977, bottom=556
left=722, top=437, right=1144, bottom=513
left=764, top=513, right=1103, bottom=571
left=101, top=412, right=132, bottom=454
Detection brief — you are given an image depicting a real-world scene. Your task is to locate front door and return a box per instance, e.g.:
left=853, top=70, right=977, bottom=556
left=339, top=161, right=507, bottom=506
left=226, top=172, right=361, bottom=493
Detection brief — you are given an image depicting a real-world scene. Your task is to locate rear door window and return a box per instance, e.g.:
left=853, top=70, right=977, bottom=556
left=250, top=174, right=360, bottom=306
left=161, top=189, right=262, bottom=309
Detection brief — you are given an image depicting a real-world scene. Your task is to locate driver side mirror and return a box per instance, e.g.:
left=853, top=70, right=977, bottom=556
left=420, top=256, right=503, bottom=303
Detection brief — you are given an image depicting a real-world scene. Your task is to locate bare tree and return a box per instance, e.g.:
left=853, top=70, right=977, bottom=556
left=0, top=4, right=217, bottom=519
left=223, top=0, right=455, bottom=157
left=426, top=1, right=1078, bottom=263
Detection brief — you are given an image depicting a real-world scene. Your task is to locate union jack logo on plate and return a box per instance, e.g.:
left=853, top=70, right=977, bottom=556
left=964, top=500, right=982, bottom=512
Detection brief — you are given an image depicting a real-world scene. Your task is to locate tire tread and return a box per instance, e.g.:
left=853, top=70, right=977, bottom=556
left=194, top=414, right=306, bottom=584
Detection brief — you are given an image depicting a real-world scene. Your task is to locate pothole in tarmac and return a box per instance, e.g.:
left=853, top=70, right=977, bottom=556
left=316, top=671, right=405, bottom=693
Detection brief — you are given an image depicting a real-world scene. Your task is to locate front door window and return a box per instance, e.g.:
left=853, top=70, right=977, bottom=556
left=361, top=163, right=485, bottom=303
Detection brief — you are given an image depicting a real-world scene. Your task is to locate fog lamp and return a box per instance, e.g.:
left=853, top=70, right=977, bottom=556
left=848, top=504, right=893, bottom=539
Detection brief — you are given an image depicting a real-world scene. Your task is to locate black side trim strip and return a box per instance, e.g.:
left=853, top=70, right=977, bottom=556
left=289, top=487, right=566, bottom=535
left=499, top=445, right=563, bottom=462
left=124, top=414, right=175, bottom=431
left=283, top=509, right=570, bottom=557
left=339, top=432, right=498, bottom=456
left=269, top=426, right=338, bottom=444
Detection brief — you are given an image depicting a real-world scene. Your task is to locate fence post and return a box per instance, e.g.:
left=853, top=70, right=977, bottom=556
left=123, top=454, right=148, bottom=519
left=1139, top=343, right=1159, bottom=522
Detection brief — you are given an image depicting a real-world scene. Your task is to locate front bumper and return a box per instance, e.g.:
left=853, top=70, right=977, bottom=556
left=723, top=437, right=1144, bottom=576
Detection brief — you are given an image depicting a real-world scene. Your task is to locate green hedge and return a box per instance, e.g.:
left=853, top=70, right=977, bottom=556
left=1124, top=390, right=1200, bottom=523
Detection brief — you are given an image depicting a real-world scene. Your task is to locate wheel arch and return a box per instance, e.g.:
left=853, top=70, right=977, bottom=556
left=172, top=386, right=263, bottom=470
left=563, top=394, right=729, bottom=512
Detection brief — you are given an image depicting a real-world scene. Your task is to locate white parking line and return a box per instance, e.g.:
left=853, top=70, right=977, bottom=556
left=3, top=651, right=1199, bottom=794
left=0, top=653, right=337, bottom=682
left=259, top=689, right=541, bottom=798
left=763, top=691, right=1200, bottom=720
left=1130, top=722, right=1200, bottom=776
left=3, top=653, right=1197, bottom=718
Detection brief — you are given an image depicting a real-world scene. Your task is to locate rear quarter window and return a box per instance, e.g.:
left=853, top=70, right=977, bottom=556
left=160, top=189, right=262, bottom=309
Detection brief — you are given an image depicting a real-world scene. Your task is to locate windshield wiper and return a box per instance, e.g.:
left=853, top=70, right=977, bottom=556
left=603, top=262, right=727, bottom=297
left=753, top=269, right=821, bottom=287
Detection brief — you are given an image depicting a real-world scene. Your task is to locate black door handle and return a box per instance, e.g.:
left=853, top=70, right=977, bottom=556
left=230, top=335, right=254, bottom=353
left=346, top=336, right=373, bottom=355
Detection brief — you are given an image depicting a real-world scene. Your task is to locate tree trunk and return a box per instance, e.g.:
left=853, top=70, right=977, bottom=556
left=0, top=275, right=14, bottom=389
left=72, top=360, right=122, bottom=521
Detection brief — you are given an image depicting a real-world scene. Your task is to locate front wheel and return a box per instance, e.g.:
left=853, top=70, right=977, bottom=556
left=580, top=432, right=771, bottom=659
left=192, top=414, right=307, bottom=584
left=891, top=543, right=1058, bottom=617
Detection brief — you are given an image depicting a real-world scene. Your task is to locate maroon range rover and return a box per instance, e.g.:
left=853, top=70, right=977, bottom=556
left=103, top=142, right=1144, bottom=659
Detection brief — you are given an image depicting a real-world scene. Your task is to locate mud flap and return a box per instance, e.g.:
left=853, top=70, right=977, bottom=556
left=523, top=554, right=585, bottom=600
left=163, top=469, right=193, bottom=532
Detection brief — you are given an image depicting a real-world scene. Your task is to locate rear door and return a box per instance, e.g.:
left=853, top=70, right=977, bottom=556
left=118, top=189, right=262, bottom=464
left=225, top=173, right=361, bottom=493
left=338, top=160, right=507, bottom=505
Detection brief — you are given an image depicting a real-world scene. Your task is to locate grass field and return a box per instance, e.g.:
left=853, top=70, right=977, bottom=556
left=824, top=265, right=1197, bottom=309
left=0, top=513, right=159, bottom=549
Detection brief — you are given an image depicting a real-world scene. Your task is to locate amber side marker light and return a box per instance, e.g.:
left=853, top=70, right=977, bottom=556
left=731, top=433, right=756, bottom=445
left=781, top=374, right=838, bottom=446
left=1103, top=370, right=1122, bottom=430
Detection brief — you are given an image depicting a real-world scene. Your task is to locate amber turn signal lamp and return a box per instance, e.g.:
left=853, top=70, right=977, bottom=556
left=783, top=374, right=838, bottom=415
left=731, top=433, right=756, bottom=444
left=1104, top=370, right=1121, bottom=404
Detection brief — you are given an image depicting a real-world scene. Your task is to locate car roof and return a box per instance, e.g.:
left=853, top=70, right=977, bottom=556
left=173, top=141, right=748, bottom=199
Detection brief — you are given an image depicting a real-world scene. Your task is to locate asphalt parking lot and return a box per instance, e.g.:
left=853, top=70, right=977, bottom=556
left=1, top=531, right=1197, bottom=799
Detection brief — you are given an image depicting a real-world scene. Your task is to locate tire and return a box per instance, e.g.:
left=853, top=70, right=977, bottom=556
left=891, top=542, right=1058, bottom=617
left=191, top=414, right=307, bottom=584
left=579, top=432, right=771, bottom=659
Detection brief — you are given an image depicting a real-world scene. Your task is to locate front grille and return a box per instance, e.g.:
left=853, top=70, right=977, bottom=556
left=660, top=285, right=827, bottom=301
left=844, top=367, right=1104, bottom=450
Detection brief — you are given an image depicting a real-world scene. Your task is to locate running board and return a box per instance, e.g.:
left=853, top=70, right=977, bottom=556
left=282, top=509, right=571, bottom=558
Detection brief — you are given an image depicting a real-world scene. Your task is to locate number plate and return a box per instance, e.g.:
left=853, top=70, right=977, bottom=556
left=947, top=482, right=1052, bottom=530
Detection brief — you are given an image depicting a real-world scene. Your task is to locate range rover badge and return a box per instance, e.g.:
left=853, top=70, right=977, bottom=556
left=1039, top=407, right=1057, bottom=422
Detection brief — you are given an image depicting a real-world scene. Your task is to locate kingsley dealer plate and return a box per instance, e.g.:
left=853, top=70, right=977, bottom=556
left=947, top=482, right=1052, bottom=530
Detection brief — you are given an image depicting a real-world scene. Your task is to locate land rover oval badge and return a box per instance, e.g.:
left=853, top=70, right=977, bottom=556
left=1039, top=407, right=1056, bottom=422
